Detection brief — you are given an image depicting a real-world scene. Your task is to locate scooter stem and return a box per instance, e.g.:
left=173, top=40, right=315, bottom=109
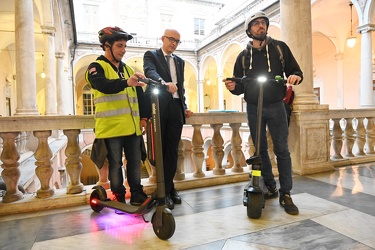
left=255, top=81, right=264, bottom=156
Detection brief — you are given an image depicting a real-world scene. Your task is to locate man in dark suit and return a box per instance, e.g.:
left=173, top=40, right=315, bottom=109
left=143, top=29, right=193, bottom=209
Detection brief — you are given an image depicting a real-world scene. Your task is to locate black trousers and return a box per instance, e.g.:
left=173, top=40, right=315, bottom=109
left=159, top=98, right=184, bottom=193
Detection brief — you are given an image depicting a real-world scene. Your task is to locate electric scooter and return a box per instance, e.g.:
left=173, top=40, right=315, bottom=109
left=226, top=75, right=286, bottom=219
left=89, top=78, right=175, bottom=240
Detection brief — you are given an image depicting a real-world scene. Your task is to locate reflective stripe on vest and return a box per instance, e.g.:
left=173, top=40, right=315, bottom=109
left=95, top=107, right=140, bottom=118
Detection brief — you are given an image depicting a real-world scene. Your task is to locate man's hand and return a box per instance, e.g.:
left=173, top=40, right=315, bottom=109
left=287, top=74, right=301, bottom=85
left=185, top=109, right=193, bottom=118
left=140, top=119, right=148, bottom=135
left=223, top=78, right=236, bottom=91
left=166, top=82, right=178, bottom=93
left=127, top=72, right=146, bottom=87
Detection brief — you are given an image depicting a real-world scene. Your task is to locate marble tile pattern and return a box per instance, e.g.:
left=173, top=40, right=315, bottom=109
left=0, top=165, right=374, bottom=250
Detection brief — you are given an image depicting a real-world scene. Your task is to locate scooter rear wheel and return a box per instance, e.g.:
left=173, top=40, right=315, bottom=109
left=247, top=192, right=263, bottom=219
left=151, top=208, right=176, bottom=240
left=90, top=186, right=107, bottom=212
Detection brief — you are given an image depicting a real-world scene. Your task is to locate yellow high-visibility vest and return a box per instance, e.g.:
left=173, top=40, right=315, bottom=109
left=86, top=60, right=142, bottom=139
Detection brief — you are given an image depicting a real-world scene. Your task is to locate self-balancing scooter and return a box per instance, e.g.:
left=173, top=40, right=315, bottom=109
left=89, top=78, right=175, bottom=240
left=226, top=75, right=286, bottom=219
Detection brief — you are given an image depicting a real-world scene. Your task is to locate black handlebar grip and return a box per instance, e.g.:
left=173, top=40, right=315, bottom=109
left=225, top=77, right=242, bottom=83
left=138, top=78, right=160, bottom=85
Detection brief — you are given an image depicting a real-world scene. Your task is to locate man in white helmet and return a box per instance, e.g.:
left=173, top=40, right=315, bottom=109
left=224, top=11, right=303, bottom=215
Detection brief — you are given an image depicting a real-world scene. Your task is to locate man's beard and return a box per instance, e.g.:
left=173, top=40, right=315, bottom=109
left=254, top=33, right=267, bottom=41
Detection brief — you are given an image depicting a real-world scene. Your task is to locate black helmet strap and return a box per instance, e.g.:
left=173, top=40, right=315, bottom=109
left=103, top=42, right=120, bottom=63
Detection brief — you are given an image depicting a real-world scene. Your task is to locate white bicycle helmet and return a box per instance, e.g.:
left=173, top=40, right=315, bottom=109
left=244, top=11, right=269, bottom=39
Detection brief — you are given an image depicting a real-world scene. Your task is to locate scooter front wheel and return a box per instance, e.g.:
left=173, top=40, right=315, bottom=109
left=247, top=192, right=263, bottom=219
left=89, top=186, right=107, bottom=212
left=151, top=208, right=176, bottom=240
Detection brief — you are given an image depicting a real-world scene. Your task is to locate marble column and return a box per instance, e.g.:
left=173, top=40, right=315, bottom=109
left=14, top=0, right=39, bottom=115
left=335, top=53, right=344, bottom=108
left=56, top=52, right=66, bottom=115
left=280, top=0, right=318, bottom=107
left=357, top=24, right=375, bottom=108
left=280, top=0, right=333, bottom=174
left=42, top=25, right=58, bottom=115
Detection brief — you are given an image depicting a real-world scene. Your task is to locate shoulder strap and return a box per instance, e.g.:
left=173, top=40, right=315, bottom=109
left=272, top=39, right=285, bottom=73
left=241, top=49, right=247, bottom=76
left=241, top=39, right=285, bottom=75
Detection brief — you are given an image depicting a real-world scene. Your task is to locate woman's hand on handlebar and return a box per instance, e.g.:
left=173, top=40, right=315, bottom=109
left=287, top=74, right=301, bottom=85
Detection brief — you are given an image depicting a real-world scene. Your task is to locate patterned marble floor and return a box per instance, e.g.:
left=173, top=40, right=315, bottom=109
left=1, top=164, right=375, bottom=250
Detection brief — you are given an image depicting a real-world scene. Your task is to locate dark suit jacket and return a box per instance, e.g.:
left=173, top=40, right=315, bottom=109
left=143, top=48, right=188, bottom=123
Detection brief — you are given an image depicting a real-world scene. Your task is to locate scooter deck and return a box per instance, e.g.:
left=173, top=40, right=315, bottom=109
left=95, top=198, right=153, bottom=214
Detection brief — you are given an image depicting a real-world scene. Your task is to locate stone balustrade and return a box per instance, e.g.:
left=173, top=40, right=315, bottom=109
left=329, top=109, right=375, bottom=166
left=1, top=110, right=375, bottom=215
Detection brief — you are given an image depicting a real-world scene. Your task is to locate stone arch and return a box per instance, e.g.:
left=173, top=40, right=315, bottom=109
left=200, top=55, right=219, bottom=110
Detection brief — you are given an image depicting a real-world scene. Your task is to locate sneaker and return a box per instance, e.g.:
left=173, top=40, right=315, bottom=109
left=130, top=191, right=148, bottom=206
left=264, top=186, right=278, bottom=199
left=279, top=194, right=299, bottom=215
left=113, top=193, right=126, bottom=203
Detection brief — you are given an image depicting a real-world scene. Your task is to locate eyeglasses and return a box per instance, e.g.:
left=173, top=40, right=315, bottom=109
left=164, top=36, right=181, bottom=45
left=251, top=20, right=267, bottom=27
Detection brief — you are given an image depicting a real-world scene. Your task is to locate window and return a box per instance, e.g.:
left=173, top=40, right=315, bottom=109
left=160, top=14, right=172, bottom=31
left=83, top=85, right=95, bottom=115
left=6, top=97, right=11, bottom=116
left=314, top=87, right=320, bottom=103
left=194, top=18, right=205, bottom=36
left=83, top=4, right=99, bottom=32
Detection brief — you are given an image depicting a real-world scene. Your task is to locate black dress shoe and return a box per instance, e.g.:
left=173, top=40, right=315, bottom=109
left=165, top=196, right=174, bottom=210
left=170, top=189, right=182, bottom=204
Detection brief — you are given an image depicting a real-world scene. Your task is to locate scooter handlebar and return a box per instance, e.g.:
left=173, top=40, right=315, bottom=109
left=138, top=78, right=161, bottom=85
left=224, top=76, right=287, bottom=84
left=224, top=77, right=243, bottom=83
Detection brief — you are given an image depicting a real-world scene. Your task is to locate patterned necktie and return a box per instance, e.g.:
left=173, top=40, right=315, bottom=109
left=166, top=55, right=171, bottom=72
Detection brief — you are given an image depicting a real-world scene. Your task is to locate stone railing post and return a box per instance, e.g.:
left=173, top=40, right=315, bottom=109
left=247, top=134, right=254, bottom=170
left=229, top=123, right=244, bottom=172
left=175, top=139, right=185, bottom=180
left=63, top=129, right=84, bottom=194
left=331, top=118, right=343, bottom=159
left=355, top=118, right=366, bottom=156
left=191, top=124, right=205, bottom=177
left=210, top=124, right=225, bottom=175
left=0, top=132, right=23, bottom=203
left=95, top=160, right=110, bottom=190
left=343, top=118, right=355, bottom=157
left=33, top=130, right=54, bottom=198
left=365, top=117, right=375, bottom=155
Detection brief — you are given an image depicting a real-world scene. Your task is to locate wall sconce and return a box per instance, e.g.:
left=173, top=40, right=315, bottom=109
left=5, top=74, right=12, bottom=86
left=204, top=93, right=211, bottom=110
left=41, top=54, right=46, bottom=78
left=206, top=80, right=211, bottom=85
left=346, top=2, right=356, bottom=48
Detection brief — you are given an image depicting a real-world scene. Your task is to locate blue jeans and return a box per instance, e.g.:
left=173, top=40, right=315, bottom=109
left=246, top=101, right=292, bottom=195
left=104, top=135, right=143, bottom=195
